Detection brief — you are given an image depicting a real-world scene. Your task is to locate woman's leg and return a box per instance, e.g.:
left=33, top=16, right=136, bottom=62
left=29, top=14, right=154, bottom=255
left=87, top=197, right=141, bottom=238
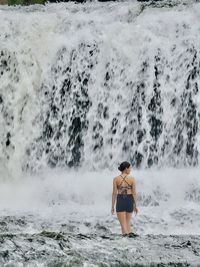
left=126, top=212, right=133, bottom=233
left=117, top=212, right=128, bottom=234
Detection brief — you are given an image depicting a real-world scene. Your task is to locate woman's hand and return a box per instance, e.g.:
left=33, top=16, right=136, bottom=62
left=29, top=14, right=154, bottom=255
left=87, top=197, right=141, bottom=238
left=134, top=207, right=138, bottom=215
left=111, top=207, right=115, bottom=214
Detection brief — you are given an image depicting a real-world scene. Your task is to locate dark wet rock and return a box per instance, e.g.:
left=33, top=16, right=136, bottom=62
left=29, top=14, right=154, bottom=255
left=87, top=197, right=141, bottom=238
left=0, top=250, right=9, bottom=259
left=76, top=233, right=91, bottom=239
left=0, top=227, right=200, bottom=266
left=95, top=222, right=111, bottom=234
left=39, top=231, right=66, bottom=241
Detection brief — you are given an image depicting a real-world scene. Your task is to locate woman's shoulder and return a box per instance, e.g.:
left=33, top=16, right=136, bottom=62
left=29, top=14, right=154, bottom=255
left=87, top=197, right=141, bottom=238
left=128, top=176, right=136, bottom=183
left=113, top=176, right=120, bottom=181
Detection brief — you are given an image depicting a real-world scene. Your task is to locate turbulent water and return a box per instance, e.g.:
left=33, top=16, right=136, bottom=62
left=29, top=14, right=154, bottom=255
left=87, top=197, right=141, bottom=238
left=0, top=168, right=200, bottom=266
left=0, top=0, right=200, bottom=266
left=0, top=0, right=200, bottom=173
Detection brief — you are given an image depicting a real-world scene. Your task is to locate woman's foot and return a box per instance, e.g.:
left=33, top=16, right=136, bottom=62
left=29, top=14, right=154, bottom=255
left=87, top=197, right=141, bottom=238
left=122, top=233, right=129, bottom=237
left=128, top=232, right=138, bottom=238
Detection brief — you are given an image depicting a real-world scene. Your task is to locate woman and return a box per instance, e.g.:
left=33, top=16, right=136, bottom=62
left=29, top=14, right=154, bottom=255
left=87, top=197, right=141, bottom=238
left=111, top=161, right=138, bottom=237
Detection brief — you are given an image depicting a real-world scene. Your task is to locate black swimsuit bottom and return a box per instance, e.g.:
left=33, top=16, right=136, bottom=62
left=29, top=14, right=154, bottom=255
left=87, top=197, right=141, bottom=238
left=116, top=194, right=134, bottom=213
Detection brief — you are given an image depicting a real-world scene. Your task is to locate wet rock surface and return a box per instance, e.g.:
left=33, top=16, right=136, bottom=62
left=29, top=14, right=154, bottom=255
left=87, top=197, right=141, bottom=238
left=0, top=220, right=200, bottom=266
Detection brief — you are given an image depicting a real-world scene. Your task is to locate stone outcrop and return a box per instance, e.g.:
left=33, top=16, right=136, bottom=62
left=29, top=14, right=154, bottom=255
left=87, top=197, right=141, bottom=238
left=0, top=0, right=8, bottom=4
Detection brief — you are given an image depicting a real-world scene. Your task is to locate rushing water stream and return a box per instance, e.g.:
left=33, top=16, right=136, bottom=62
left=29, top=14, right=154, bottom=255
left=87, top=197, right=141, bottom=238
left=0, top=0, right=200, bottom=266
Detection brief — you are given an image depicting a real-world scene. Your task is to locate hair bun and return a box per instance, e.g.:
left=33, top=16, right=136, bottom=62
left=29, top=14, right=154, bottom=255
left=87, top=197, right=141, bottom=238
left=118, top=161, right=131, bottom=172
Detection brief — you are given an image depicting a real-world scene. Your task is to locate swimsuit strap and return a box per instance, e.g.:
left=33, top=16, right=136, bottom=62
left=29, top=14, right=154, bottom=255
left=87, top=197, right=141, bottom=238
left=118, top=175, right=132, bottom=189
left=118, top=175, right=128, bottom=187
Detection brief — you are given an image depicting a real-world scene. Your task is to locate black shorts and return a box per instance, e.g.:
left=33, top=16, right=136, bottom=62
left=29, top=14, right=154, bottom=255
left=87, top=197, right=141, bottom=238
left=116, top=194, right=134, bottom=213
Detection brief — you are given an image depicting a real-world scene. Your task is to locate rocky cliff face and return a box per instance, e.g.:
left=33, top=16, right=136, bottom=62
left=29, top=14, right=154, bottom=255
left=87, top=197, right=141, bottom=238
left=0, top=0, right=8, bottom=4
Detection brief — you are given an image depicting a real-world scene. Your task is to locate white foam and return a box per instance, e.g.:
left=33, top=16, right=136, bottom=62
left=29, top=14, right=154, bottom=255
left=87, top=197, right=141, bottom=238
left=0, top=1, right=200, bottom=174
left=0, top=168, right=199, bottom=235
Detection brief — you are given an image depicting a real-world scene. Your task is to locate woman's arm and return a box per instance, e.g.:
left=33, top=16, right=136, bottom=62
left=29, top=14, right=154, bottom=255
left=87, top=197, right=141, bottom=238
left=111, top=178, right=117, bottom=214
left=132, top=177, right=138, bottom=215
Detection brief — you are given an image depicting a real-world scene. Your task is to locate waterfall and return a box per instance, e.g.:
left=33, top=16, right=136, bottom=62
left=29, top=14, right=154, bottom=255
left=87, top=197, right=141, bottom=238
left=0, top=0, right=200, bottom=175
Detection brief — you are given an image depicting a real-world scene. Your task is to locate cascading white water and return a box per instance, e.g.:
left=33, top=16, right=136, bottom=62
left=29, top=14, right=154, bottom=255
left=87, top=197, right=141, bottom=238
left=0, top=0, right=200, bottom=175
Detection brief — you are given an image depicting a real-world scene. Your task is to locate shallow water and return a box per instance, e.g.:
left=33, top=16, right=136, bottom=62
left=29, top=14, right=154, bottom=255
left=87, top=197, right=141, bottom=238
left=0, top=169, right=200, bottom=265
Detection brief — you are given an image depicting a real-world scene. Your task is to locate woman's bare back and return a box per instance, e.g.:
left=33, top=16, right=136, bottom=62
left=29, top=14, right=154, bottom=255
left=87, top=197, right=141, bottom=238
left=115, top=175, right=135, bottom=195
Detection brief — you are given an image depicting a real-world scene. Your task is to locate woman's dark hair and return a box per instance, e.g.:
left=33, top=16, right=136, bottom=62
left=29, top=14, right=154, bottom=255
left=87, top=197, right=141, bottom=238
left=118, top=161, right=131, bottom=172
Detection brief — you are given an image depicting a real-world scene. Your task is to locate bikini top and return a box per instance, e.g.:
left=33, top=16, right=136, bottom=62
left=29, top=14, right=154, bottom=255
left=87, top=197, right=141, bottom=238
left=117, top=175, right=133, bottom=194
